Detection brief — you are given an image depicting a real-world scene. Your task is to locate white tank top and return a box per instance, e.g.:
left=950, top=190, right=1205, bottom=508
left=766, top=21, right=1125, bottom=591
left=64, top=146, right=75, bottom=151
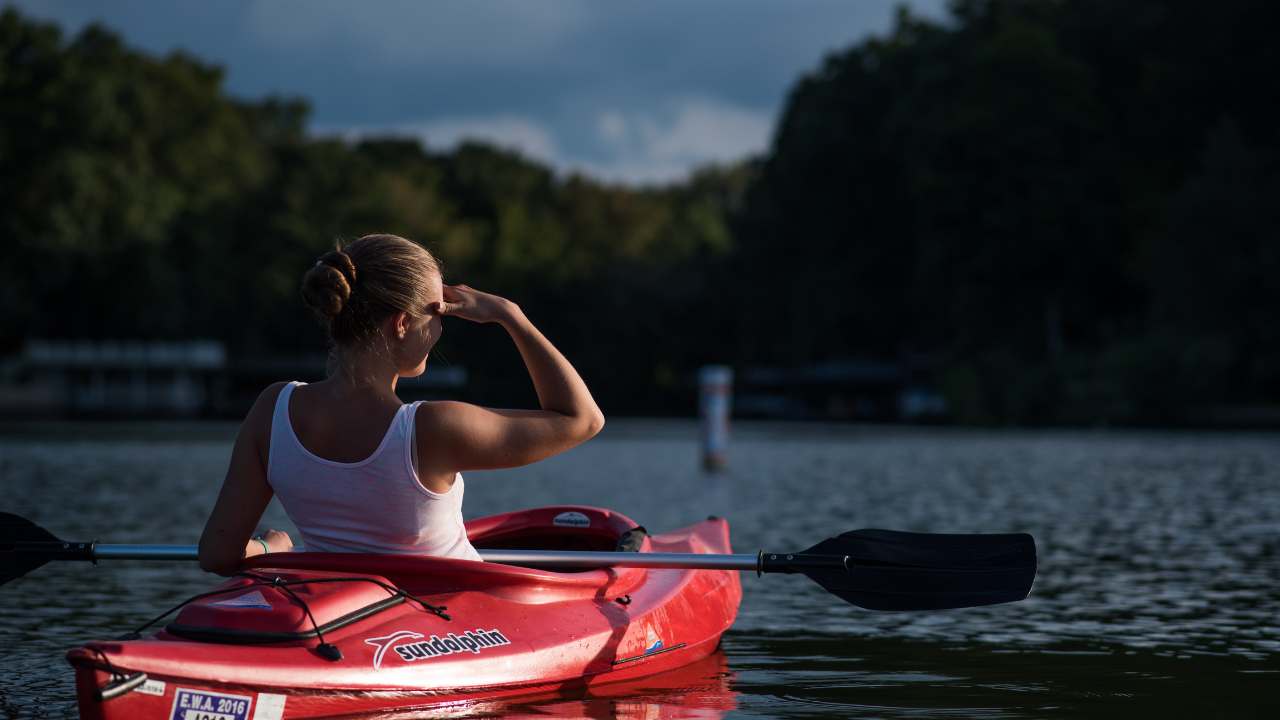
left=266, top=382, right=481, bottom=561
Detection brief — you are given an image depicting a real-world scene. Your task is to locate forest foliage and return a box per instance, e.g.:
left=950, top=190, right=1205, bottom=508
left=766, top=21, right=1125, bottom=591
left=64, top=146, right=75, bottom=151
left=2, top=1, right=1277, bottom=424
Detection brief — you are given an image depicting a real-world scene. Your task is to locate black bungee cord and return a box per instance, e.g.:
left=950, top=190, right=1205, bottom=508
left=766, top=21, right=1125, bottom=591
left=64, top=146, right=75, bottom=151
left=119, top=571, right=451, bottom=663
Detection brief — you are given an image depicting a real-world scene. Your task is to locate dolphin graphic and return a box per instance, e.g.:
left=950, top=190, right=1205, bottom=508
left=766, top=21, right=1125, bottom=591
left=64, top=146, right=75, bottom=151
left=364, top=630, right=425, bottom=669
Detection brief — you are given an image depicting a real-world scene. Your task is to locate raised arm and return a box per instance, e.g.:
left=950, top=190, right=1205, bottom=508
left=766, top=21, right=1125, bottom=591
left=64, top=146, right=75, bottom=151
left=416, top=285, right=604, bottom=474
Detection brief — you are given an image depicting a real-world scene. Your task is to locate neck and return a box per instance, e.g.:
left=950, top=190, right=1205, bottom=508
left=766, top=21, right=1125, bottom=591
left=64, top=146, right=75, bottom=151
left=329, top=347, right=400, bottom=395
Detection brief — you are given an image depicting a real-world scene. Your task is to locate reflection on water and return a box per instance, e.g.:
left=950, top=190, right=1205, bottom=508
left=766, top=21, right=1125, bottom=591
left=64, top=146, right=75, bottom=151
left=2, top=422, right=1280, bottom=717
left=318, top=652, right=737, bottom=720
left=389, top=652, right=737, bottom=720
left=724, top=633, right=1280, bottom=719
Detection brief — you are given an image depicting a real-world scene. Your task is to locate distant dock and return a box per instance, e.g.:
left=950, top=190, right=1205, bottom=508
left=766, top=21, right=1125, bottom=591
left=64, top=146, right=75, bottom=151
left=0, top=340, right=467, bottom=418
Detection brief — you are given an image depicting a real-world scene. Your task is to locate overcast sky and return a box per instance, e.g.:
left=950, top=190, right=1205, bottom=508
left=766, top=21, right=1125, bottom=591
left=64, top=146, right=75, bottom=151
left=10, top=1, right=947, bottom=184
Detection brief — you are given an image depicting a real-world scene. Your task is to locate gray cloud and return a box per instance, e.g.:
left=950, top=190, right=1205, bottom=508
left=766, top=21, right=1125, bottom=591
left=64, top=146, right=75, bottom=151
left=9, top=0, right=947, bottom=183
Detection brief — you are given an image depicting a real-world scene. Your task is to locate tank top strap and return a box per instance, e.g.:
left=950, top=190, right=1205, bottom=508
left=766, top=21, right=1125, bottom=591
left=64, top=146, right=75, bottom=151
left=401, top=400, right=425, bottom=480
left=267, top=381, right=304, bottom=481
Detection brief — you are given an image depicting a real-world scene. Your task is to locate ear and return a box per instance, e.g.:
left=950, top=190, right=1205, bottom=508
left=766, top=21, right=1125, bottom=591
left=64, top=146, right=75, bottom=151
left=391, top=311, right=410, bottom=340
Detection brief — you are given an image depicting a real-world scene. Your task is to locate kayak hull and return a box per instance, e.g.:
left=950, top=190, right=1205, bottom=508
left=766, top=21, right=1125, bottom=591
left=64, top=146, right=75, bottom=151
left=67, top=506, right=741, bottom=719
left=73, top=649, right=736, bottom=720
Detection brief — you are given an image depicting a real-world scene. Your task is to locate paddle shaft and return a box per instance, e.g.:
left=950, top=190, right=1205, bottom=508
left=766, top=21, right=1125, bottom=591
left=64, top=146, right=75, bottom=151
left=5, top=512, right=1036, bottom=609
left=18, top=541, right=835, bottom=572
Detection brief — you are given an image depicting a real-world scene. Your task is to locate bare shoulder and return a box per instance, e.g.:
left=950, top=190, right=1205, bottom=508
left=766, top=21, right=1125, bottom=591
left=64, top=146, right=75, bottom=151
left=244, top=382, right=291, bottom=460
left=414, top=399, right=472, bottom=428
left=249, top=382, right=291, bottom=421
left=413, top=401, right=466, bottom=474
left=257, top=381, right=291, bottom=403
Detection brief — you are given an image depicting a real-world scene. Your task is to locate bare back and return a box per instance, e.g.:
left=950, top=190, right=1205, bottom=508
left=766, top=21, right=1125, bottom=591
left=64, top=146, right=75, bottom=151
left=287, top=382, right=458, bottom=494
left=287, top=383, right=403, bottom=463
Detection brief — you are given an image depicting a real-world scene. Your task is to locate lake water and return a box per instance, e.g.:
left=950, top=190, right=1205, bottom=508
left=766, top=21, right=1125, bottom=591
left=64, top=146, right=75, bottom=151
left=2, top=421, right=1279, bottom=718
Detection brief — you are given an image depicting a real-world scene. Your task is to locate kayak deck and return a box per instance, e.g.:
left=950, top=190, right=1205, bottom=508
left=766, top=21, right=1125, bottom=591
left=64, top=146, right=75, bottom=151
left=67, top=506, right=742, bottom=719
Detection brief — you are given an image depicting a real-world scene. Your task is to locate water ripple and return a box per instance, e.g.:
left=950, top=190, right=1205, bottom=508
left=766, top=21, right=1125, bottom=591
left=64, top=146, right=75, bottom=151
left=2, top=424, right=1279, bottom=717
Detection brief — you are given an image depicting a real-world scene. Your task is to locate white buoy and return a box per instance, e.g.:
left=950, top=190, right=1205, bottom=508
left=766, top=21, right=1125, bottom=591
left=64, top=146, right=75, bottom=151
left=698, top=365, right=733, bottom=471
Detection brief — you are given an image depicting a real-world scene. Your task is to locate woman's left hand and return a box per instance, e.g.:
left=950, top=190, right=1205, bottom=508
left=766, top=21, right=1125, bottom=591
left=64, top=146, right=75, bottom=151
left=261, top=528, right=294, bottom=553
left=245, top=529, right=293, bottom=557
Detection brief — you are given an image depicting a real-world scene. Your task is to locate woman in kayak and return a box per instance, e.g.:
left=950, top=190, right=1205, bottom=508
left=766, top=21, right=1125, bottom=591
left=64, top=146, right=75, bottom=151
left=197, top=234, right=605, bottom=575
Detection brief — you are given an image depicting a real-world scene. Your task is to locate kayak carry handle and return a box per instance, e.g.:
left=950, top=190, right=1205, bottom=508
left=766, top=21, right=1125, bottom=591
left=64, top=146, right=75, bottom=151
left=96, top=672, right=147, bottom=702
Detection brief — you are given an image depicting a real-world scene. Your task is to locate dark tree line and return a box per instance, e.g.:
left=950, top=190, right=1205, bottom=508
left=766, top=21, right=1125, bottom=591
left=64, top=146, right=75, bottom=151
left=734, top=0, right=1280, bottom=424
left=2, top=2, right=1277, bottom=424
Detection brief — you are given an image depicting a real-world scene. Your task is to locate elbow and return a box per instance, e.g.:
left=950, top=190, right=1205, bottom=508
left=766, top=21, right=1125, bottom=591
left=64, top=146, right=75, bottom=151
left=584, top=408, right=605, bottom=439
left=547, top=408, right=604, bottom=450
left=198, top=544, right=240, bottom=577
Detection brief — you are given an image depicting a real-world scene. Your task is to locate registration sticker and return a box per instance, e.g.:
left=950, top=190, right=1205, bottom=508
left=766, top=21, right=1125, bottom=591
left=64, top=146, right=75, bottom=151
left=251, top=693, right=286, bottom=720
left=208, top=590, right=273, bottom=610
left=169, top=688, right=253, bottom=720
left=137, top=678, right=166, bottom=696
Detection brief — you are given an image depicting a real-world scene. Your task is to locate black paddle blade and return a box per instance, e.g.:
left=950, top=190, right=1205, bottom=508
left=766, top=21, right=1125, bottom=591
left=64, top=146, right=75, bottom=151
left=802, top=529, right=1037, bottom=611
left=1, top=512, right=62, bottom=586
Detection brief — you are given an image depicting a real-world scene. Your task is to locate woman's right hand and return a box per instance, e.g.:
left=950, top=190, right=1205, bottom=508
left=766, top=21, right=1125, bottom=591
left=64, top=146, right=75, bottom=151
left=436, top=284, right=518, bottom=325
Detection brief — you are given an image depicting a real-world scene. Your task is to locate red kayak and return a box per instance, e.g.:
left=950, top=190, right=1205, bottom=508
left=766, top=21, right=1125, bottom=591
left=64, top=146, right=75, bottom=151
left=66, top=506, right=742, bottom=719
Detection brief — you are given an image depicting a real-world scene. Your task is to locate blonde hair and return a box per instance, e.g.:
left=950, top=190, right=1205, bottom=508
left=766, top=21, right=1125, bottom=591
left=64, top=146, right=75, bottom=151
left=300, top=234, right=441, bottom=347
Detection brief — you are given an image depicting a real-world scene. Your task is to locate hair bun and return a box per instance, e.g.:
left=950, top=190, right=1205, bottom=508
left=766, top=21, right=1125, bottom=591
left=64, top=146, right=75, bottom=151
left=301, top=250, right=358, bottom=318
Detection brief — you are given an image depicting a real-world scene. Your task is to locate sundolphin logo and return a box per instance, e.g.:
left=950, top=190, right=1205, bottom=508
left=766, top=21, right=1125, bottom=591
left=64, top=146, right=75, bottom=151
left=364, top=630, right=425, bottom=670
left=364, top=628, right=512, bottom=668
